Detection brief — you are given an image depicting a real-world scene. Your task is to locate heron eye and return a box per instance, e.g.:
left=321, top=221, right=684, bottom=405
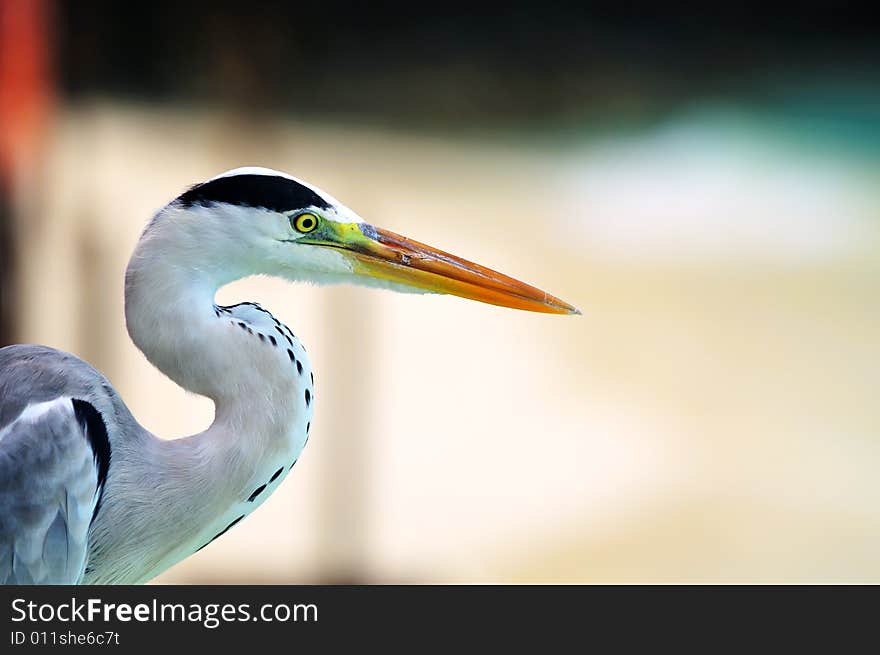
left=292, top=212, right=319, bottom=233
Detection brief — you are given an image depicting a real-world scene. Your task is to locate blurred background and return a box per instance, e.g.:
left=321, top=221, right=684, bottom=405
left=1, top=1, right=879, bottom=583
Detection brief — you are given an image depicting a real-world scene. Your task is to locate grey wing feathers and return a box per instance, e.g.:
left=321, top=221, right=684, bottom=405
left=0, top=396, right=103, bottom=584
left=0, top=345, right=129, bottom=585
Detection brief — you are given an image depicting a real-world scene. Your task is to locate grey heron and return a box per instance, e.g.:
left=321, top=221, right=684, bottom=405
left=0, top=167, right=578, bottom=584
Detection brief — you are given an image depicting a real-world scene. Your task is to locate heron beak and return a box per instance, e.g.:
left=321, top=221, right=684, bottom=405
left=300, top=222, right=580, bottom=315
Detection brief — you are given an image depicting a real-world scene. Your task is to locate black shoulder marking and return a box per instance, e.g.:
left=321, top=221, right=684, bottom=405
left=269, top=466, right=283, bottom=482
left=71, top=399, right=112, bottom=523
left=176, top=174, right=331, bottom=212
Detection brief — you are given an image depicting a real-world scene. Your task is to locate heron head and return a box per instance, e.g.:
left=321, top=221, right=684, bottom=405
left=169, top=167, right=579, bottom=315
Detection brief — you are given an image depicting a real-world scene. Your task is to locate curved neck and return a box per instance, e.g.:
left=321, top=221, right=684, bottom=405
left=107, top=217, right=313, bottom=581
left=127, top=210, right=268, bottom=395
left=125, top=219, right=307, bottom=442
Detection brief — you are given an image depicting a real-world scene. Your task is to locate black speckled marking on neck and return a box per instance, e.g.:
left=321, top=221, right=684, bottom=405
left=196, top=515, right=245, bottom=552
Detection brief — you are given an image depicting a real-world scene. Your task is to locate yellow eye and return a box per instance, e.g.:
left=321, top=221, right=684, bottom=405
left=292, top=212, right=319, bottom=233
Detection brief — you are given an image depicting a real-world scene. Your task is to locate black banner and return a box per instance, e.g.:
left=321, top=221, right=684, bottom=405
left=0, top=585, right=863, bottom=649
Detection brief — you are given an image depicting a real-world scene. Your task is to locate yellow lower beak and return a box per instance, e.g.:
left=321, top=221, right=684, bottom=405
left=310, top=223, right=579, bottom=315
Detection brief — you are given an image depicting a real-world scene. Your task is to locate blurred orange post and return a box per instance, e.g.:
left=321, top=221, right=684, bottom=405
left=0, top=0, right=53, bottom=345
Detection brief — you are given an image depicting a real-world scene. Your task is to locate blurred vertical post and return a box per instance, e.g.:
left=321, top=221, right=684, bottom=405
left=316, top=288, right=376, bottom=582
left=0, top=0, right=53, bottom=346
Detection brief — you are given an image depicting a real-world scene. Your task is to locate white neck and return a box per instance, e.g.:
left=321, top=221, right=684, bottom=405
left=100, top=210, right=313, bottom=583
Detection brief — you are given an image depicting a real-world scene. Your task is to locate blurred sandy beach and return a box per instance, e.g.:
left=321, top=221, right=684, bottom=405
left=7, top=98, right=877, bottom=582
